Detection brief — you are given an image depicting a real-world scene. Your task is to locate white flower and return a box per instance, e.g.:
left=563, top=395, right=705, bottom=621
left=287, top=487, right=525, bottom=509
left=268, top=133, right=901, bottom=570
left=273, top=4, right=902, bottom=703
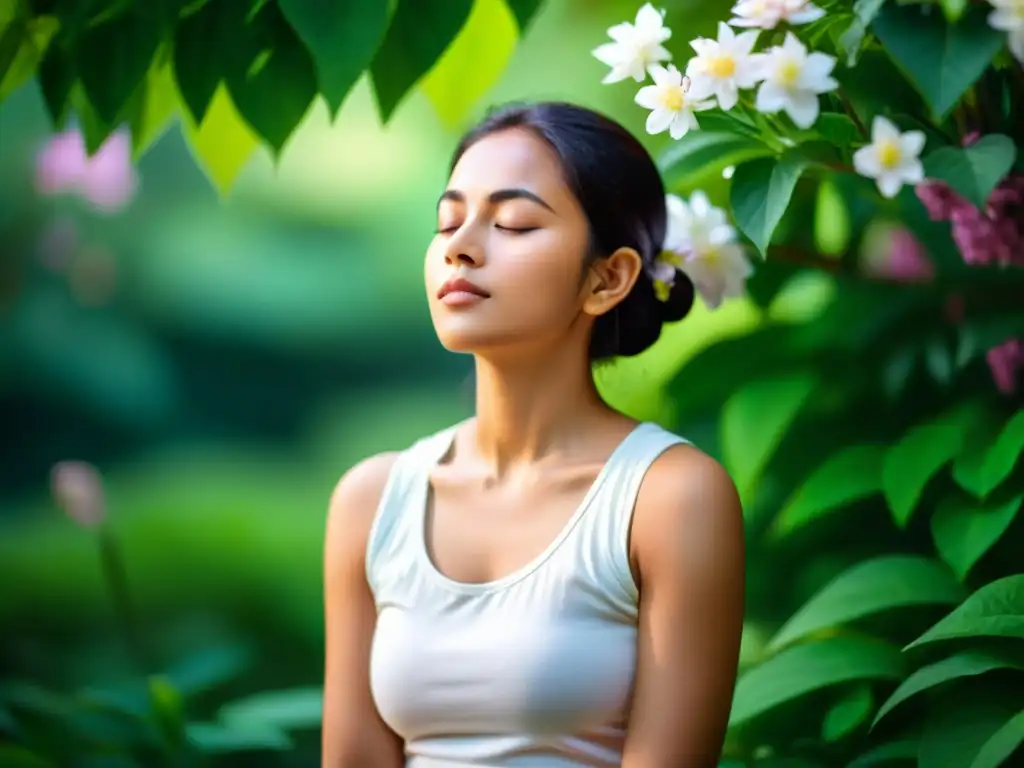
left=754, top=32, right=837, bottom=128
left=592, top=3, right=672, bottom=84
left=664, top=192, right=752, bottom=309
left=987, top=0, right=1024, bottom=63
left=852, top=116, right=925, bottom=199
left=729, top=0, right=826, bottom=29
left=684, top=22, right=762, bottom=111
left=636, top=65, right=714, bottom=139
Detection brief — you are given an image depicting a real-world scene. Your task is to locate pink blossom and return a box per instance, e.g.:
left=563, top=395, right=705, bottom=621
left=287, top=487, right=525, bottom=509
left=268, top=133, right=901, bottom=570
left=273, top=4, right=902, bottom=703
left=986, top=339, right=1024, bottom=395
left=35, top=129, right=138, bottom=214
left=878, top=228, right=934, bottom=283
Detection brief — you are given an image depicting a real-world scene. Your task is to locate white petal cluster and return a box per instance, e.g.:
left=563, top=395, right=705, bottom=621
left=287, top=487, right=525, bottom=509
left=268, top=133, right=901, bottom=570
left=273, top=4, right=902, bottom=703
left=635, top=66, right=714, bottom=139
left=852, top=116, right=926, bottom=199
left=754, top=33, right=837, bottom=128
left=987, top=0, right=1024, bottom=63
left=663, top=192, right=752, bottom=309
left=685, top=23, right=762, bottom=111
left=729, top=0, right=825, bottom=30
left=592, top=3, right=672, bottom=84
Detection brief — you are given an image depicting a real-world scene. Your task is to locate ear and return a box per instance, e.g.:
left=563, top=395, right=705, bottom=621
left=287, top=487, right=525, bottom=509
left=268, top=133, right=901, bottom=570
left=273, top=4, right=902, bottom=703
left=580, top=246, right=644, bottom=317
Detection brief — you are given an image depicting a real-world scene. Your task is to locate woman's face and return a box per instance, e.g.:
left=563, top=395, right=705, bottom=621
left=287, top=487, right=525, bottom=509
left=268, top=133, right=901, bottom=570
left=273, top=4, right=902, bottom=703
left=424, top=128, right=598, bottom=357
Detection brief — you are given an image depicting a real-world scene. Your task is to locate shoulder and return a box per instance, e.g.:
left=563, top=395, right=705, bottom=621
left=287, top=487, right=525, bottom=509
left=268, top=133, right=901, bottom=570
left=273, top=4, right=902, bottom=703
left=632, top=441, right=745, bottom=577
left=325, top=452, right=402, bottom=562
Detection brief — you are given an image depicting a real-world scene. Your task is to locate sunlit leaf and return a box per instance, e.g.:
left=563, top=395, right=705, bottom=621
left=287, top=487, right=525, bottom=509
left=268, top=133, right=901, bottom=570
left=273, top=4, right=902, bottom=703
left=421, top=0, right=519, bottom=129
left=503, top=0, right=545, bottom=31
left=0, top=15, right=58, bottom=99
left=769, top=556, right=965, bottom=651
left=906, top=574, right=1024, bottom=650
left=730, top=151, right=810, bottom=257
left=183, top=84, right=261, bottom=198
left=129, top=62, right=180, bottom=159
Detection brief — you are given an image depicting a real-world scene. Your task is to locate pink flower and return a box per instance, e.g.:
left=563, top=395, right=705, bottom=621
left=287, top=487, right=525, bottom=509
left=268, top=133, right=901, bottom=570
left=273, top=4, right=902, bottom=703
left=51, top=461, right=107, bottom=529
left=986, top=339, right=1024, bottom=395
left=35, top=129, right=138, bottom=214
left=877, top=228, right=934, bottom=283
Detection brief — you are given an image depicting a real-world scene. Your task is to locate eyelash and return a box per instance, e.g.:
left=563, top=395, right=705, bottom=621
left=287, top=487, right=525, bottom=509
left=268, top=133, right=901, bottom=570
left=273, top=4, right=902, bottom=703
left=436, top=224, right=538, bottom=235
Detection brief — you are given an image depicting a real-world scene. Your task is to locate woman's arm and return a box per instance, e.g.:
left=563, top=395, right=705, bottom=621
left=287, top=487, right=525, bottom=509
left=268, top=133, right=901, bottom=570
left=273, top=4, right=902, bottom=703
left=622, top=445, right=746, bottom=768
left=322, top=453, right=406, bottom=768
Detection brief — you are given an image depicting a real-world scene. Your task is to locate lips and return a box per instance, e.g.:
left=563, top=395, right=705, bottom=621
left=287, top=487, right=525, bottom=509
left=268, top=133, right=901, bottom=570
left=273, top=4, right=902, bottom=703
left=438, top=277, right=490, bottom=300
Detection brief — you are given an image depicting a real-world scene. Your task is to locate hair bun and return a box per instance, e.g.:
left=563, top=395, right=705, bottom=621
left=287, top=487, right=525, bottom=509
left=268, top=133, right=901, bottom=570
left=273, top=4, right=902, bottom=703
left=659, top=273, right=695, bottom=323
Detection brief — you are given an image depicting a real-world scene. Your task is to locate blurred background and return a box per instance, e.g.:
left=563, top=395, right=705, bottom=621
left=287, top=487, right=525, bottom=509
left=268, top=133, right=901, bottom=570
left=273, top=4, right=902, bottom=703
left=3, top=0, right=1022, bottom=765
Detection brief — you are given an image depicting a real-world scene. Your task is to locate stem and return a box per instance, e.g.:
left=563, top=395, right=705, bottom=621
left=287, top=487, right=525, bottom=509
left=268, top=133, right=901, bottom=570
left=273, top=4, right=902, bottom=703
left=99, top=528, right=153, bottom=675
left=837, top=87, right=868, bottom=138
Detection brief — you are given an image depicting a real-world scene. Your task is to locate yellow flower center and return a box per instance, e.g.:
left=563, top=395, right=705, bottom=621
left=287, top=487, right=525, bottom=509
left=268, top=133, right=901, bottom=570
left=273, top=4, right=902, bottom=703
left=707, top=54, right=736, bottom=78
left=660, top=86, right=685, bottom=112
left=778, top=60, right=800, bottom=86
left=703, top=247, right=720, bottom=265
left=877, top=140, right=901, bottom=169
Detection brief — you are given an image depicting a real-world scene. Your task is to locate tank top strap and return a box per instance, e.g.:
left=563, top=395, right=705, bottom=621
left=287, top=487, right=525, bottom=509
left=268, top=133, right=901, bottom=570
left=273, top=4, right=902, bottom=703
left=365, top=424, right=460, bottom=593
left=576, top=422, right=690, bottom=605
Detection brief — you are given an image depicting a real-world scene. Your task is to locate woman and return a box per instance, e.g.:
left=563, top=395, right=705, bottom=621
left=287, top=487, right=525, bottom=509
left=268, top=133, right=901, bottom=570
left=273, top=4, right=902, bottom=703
left=322, top=102, right=745, bottom=768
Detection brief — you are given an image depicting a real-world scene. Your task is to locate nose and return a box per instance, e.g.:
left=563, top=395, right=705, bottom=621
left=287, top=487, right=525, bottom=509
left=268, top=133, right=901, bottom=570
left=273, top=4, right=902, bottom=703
left=443, top=225, right=485, bottom=268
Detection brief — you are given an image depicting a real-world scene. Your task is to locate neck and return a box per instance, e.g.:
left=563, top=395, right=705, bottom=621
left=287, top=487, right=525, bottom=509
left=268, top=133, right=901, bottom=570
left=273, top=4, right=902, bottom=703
left=471, top=344, right=608, bottom=472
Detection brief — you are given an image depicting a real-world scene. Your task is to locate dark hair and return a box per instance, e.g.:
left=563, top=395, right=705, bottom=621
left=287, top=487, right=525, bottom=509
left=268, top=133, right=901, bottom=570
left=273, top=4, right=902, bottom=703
left=450, top=101, right=694, bottom=361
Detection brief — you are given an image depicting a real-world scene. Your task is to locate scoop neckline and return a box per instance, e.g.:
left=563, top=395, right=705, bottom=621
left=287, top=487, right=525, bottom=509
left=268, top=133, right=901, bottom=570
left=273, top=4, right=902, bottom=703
left=414, top=420, right=651, bottom=595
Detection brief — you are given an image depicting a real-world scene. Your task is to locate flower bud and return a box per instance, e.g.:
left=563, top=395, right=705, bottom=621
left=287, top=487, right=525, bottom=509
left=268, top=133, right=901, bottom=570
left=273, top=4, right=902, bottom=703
left=51, top=461, right=106, bottom=529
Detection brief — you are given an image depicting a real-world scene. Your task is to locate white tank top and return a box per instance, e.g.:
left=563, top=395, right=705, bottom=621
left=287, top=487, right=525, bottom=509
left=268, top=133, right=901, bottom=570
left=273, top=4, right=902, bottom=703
left=366, top=421, right=688, bottom=767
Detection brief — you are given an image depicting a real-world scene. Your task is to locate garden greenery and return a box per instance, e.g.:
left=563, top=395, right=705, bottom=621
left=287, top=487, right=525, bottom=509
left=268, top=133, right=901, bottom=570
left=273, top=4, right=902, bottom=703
left=1, top=0, right=1023, bottom=766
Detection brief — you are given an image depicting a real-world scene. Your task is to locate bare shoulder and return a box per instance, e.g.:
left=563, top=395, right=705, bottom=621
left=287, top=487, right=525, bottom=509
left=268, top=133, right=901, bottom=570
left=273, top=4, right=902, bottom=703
left=632, top=442, right=744, bottom=573
left=325, top=452, right=402, bottom=559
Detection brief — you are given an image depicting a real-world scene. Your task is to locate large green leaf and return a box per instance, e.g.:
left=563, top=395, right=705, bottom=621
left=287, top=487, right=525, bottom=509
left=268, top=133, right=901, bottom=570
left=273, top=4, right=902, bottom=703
left=370, top=0, right=473, bottom=122
left=225, top=3, right=318, bottom=155
left=954, top=411, right=1024, bottom=499
left=278, top=0, right=390, bottom=118
left=872, top=5, right=1005, bottom=119
left=37, top=28, right=74, bottom=126
left=883, top=419, right=965, bottom=528
left=822, top=684, right=874, bottom=742
left=172, top=0, right=241, bottom=125
left=971, top=710, right=1024, bottom=768
left=769, top=556, right=965, bottom=651
left=729, top=637, right=905, bottom=727
left=873, top=650, right=1024, bottom=727
left=931, top=492, right=1023, bottom=579
left=219, top=686, right=322, bottom=731
left=847, top=740, right=918, bottom=768
left=659, top=131, right=773, bottom=190
left=772, top=443, right=885, bottom=537
left=906, top=574, right=1024, bottom=650
left=186, top=722, right=292, bottom=753
left=0, top=14, right=58, bottom=100
left=128, top=62, right=180, bottom=159
left=503, top=0, right=545, bottom=31
left=729, top=151, right=810, bottom=257
left=923, top=135, right=1017, bottom=210
left=920, top=698, right=1020, bottom=768
left=720, top=371, right=817, bottom=502
left=421, top=0, right=519, bottom=129
left=182, top=84, right=261, bottom=198
left=73, top=7, right=161, bottom=125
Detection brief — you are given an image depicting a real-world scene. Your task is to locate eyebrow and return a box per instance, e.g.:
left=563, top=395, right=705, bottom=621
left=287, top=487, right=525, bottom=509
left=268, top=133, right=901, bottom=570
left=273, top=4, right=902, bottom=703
left=438, top=187, right=556, bottom=213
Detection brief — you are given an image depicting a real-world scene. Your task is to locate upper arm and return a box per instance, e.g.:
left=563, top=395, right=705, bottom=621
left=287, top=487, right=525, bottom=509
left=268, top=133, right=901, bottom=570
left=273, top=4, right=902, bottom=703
left=322, top=453, right=405, bottom=768
left=623, top=445, right=746, bottom=768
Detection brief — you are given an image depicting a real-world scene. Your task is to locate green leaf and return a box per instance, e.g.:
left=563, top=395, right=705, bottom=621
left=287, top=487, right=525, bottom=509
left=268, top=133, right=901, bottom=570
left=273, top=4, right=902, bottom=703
left=183, top=84, right=261, bottom=197
left=278, top=0, right=390, bottom=118
left=729, top=151, right=810, bottom=257
left=847, top=740, right=918, bottom=768
left=172, top=0, right=237, bottom=124
left=872, top=5, right=1005, bottom=119
left=906, top=574, right=1024, bottom=650
left=73, top=8, right=161, bottom=125
left=128, top=62, right=180, bottom=159
left=186, top=722, right=292, bottom=753
left=370, top=0, right=473, bottom=122
left=226, top=4, right=318, bottom=155
left=0, top=745, right=54, bottom=767
left=503, top=0, right=544, bottom=31
left=940, top=0, right=969, bottom=24
left=421, top=0, right=519, bottom=129
left=954, top=411, right=1024, bottom=499
left=218, top=686, right=323, bottom=731
left=874, top=650, right=1024, bottom=727
left=720, top=371, right=816, bottom=503
left=808, top=113, right=862, bottom=149
left=971, top=710, right=1024, bottom=768
left=883, top=419, right=965, bottom=527
left=729, top=637, right=905, bottom=727
left=0, top=15, right=58, bottom=100
left=932, top=492, right=1023, bottom=579
left=37, top=30, right=74, bottom=127
left=768, top=556, right=965, bottom=651
left=823, top=684, right=874, bottom=742
left=773, top=444, right=885, bottom=537
left=838, top=0, right=888, bottom=67
left=923, top=135, right=1017, bottom=210
left=659, top=131, right=773, bottom=190
left=920, top=697, right=1020, bottom=768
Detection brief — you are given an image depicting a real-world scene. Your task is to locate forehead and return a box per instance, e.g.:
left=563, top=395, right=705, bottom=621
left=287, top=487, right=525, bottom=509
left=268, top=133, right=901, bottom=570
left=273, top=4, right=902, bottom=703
left=449, top=128, right=567, bottom=193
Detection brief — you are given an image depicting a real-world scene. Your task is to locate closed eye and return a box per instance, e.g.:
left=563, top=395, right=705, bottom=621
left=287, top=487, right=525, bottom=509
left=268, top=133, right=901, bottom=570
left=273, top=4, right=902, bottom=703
left=496, top=225, right=538, bottom=234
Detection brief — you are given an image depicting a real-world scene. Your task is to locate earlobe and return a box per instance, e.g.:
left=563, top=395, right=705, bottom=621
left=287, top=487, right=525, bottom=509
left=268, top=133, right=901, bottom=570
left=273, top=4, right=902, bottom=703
left=581, top=246, right=644, bottom=317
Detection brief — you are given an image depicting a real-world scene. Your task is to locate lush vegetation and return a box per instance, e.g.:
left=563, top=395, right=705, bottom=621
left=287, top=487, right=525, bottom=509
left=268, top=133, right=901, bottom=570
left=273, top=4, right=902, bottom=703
left=2, top=0, right=1023, bottom=766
